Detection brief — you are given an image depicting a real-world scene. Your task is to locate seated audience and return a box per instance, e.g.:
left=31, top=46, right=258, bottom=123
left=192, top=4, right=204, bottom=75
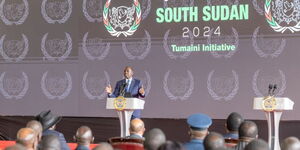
left=281, top=137, right=300, bottom=150
left=35, top=110, right=70, bottom=150
left=128, top=118, right=146, bottom=140
left=184, top=113, right=212, bottom=150
left=74, top=126, right=94, bottom=150
left=144, top=128, right=166, bottom=150
left=92, top=142, right=113, bottom=150
left=158, top=141, right=185, bottom=150
left=235, top=121, right=258, bottom=150
left=224, top=112, right=243, bottom=140
left=26, top=120, right=43, bottom=142
left=204, top=132, right=225, bottom=150
left=244, top=139, right=269, bottom=150
left=40, top=134, right=61, bottom=150
left=16, top=128, right=37, bottom=150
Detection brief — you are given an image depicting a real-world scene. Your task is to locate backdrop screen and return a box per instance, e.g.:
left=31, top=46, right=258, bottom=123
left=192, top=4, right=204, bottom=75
left=0, top=0, right=299, bottom=120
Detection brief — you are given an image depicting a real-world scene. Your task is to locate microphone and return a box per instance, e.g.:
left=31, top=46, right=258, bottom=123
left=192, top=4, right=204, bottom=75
left=268, top=84, right=273, bottom=96
left=272, top=84, right=277, bottom=96
left=119, top=82, right=128, bottom=96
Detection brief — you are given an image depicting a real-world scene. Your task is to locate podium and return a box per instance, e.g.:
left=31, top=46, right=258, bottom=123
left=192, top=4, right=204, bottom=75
left=106, top=97, right=145, bottom=137
left=253, top=97, right=294, bottom=150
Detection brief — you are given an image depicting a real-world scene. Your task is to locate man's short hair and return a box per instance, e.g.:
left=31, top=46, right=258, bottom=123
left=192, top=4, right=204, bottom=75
left=129, top=118, right=145, bottom=134
left=16, top=128, right=36, bottom=147
left=281, top=137, right=300, bottom=150
left=158, top=141, right=185, bottom=150
left=144, top=128, right=166, bottom=150
left=239, top=121, right=258, bottom=139
left=226, top=112, right=244, bottom=132
left=75, top=126, right=93, bottom=145
left=244, top=139, right=269, bottom=150
left=40, top=135, right=61, bottom=150
left=204, top=132, right=225, bottom=150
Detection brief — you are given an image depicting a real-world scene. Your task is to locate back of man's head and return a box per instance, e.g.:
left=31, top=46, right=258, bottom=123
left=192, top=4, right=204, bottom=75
left=26, top=120, right=43, bottom=142
left=226, top=112, right=244, bottom=132
left=144, top=128, right=166, bottom=150
left=158, top=141, right=184, bottom=150
left=244, top=139, right=269, bottom=150
left=204, top=132, right=225, bottom=150
left=92, top=142, right=113, bottom=150
left=16, top=128, right=36, bottom=150
left=75, top=126, right=94, bottom=145
left=40, top=134, right=61, bottom=150
left=238, top=121, right=258, bottom=140
left=281, top=137, right=300, bottom=150
left=129, top=118, right=145, bottom=135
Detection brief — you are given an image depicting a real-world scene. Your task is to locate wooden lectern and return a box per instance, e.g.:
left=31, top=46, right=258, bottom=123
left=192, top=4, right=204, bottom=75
left=106, top=97, right=145, bottom=137
left=253, top=97, right=294, bottom=150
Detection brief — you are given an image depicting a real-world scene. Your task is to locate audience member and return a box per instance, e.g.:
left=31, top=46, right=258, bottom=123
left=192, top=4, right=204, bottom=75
left=16, top=128, right=37, bottom=150
left=204, top=132, right=225, bottom=150
left=128, top=118, right=145, bottom=139
left=158, top=141, right=185, bottom=150
left=92, top=142, right=113, bottom=150
left=244, top=139, right=269, bottom=150
left=184, top=113, right=212, bottom=150
left=35, top=110, right=70, bottom=150
left=281, top=137, right=300, bottom=150
left=40, top=134, right=61, bottom=150
left=144, top=128, right=166, bottom=150
left=26, top=120, right=43, bottom=142
left=224, top=112, right=243, bottom=140
left=235, top=121, right=258, bottom=150
left=74, top=126, right=94, bottom=150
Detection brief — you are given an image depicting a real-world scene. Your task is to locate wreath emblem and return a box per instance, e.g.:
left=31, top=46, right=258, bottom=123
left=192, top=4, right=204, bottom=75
left=103, top=0, right=141, bottom=37
left=265, top=0, right=300, bottom=33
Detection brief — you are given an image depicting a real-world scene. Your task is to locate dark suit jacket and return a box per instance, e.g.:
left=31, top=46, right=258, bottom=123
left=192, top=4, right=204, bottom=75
left=109, top=78, right=145, bottom=119
left=43, top=130, right=70, bottom=150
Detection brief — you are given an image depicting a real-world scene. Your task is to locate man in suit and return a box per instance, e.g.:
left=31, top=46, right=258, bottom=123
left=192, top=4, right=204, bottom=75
left=16, top=128, right=38, bottom=150
left=128, top=118, right=145, bottom=140
left=184, top=113, right=212, bottom=150
left=106, top=66, right=145, bottom=119
left=235, top=121, right=258, bottom=150
left=224, top=112, right=244, bottom=140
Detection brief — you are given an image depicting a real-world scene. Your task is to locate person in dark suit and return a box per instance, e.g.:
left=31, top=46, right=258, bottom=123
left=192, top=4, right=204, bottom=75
left=36, top=110, right=70, bottom=150
left=106, top=66, right=145, bottom=119
left=74, top=126, right=94, bottom=150
left=235, top=121, right=258, bottom=150
left=127, top=118, right=145, bottom=140
left=224, top=112, right=244, bottom=140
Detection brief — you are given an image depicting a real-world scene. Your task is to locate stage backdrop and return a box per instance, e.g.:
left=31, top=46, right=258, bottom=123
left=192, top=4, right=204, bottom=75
left=0, top=0, right=299, bottom=120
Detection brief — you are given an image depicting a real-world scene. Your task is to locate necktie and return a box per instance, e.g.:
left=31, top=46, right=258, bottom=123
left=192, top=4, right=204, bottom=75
left=126, top=80, right=130, bottom=92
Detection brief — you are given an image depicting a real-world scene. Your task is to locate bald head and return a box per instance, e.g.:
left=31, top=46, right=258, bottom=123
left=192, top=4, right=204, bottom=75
left=26, top=120, right=43, bottom=141
left=239, top=121, right=258, bottom=140
left=130, top=118, right=145, bottom=136
left=75, top=126, right=94, bottom=145
left=16, top=128, right=37, bottom=150
left=144, top=128, right=166, bottom=150
left=40, top=135, right=61, bottom=150
left=92, top=142, right=113, bottom=150
left=204, top=132, right=225, bottom=150
left=244, top=139, right=269, bottom=150
left=281, top=137, right=300, bottom=150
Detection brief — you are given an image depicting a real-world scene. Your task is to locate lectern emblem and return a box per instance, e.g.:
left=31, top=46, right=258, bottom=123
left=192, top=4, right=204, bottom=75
left=265, top=0, right=300, bottom=33
left=0, top=0, right=29, bottom=25
left=103, top=0, right=141, bottom=37
left=0, top=34, right=29, bottom=62
left=262, top=96, right=277, bottom=111
left=114, top=96, right=126, bottom=111
left=41, top=0, right=72, bottom=24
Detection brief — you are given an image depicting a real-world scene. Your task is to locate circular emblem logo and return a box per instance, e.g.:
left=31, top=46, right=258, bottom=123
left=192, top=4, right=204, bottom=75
left=103, top=0, right=141, bottom=37
left=114, top=96, right=127, bottom=111
left=262, top=96, right=277, bottom=111
left=265, top=0, right=300, bottom=33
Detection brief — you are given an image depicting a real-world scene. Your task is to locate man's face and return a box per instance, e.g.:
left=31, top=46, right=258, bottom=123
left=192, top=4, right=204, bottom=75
left=124, top=67, right=133, bottom=79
